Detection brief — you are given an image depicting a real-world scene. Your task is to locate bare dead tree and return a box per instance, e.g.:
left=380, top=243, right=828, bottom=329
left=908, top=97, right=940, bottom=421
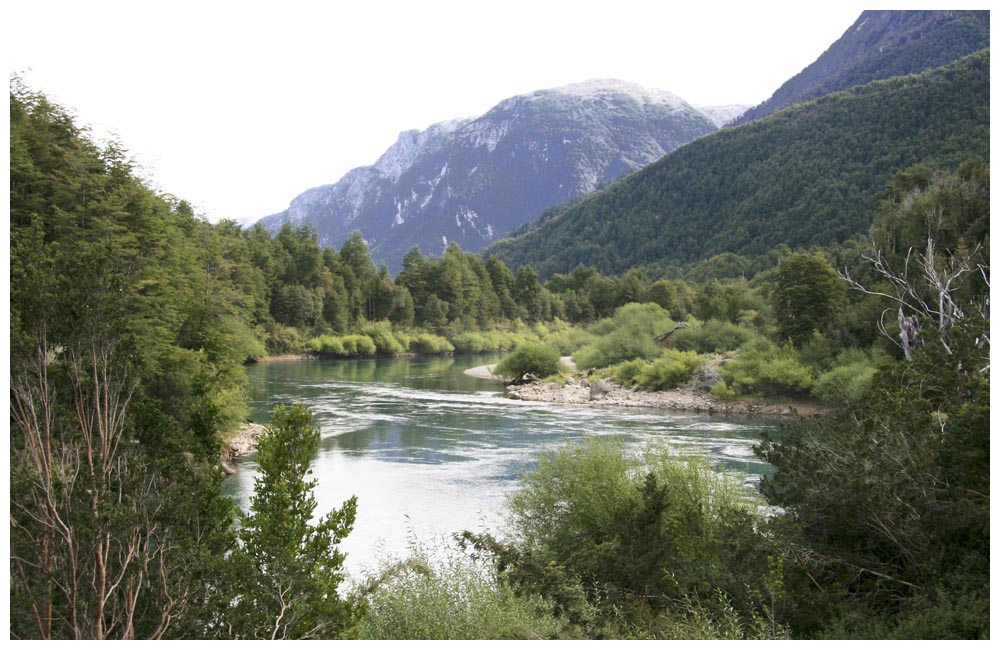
left=841, top=236, right=989, bottom=365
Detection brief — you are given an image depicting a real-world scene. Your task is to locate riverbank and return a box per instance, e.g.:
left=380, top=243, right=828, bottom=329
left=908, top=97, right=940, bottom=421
left=505, top=380, right=831, bottom=417
left=246, top=353, right=316, bottom=364
left=465, top=360, right=830, bottom=418
left=220, top=421, right=266, bottom=474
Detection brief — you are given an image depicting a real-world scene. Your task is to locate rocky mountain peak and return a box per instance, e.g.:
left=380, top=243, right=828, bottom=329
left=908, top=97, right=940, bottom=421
left=258, top=79, right=718, bottom=272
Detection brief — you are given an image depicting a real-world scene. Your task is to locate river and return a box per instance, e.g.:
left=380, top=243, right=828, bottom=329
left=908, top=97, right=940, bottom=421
left=220, top=354, right=776, bottom=582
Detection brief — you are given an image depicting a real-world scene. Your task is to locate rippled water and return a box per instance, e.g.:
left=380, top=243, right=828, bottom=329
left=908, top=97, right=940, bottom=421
left=221, top=355, right=777, bottom=580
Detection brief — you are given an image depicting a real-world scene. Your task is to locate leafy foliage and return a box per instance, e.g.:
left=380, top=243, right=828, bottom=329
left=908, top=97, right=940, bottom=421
left=717, top=338, right=815, bottom=398
left=756, top=317, right=989, bottom=637
left=495, top=342, right=562, bottom=379
left=230, top=405, right=359, bottom=639
left=356, top=537, right=563, bottom=639
left=572, top=303, right=676, bottom=370
left=771, top=252, right=846, bottom=346
left=634, top=349, right=704, bottom=391
left=461, top=439, right=783, bottom=639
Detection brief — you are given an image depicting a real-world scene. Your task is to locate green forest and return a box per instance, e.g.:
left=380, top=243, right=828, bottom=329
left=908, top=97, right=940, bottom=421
left=486, top=50, right=989, bottom=278
left=8, top=55, right=990, bottom=641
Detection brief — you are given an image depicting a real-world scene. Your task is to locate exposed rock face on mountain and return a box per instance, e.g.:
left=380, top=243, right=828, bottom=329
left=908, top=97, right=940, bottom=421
left=734, top=9, right=990, bottom=125
left=258, top=79, right=717, bottom=271
left=695, top=105, right=750, bottom=127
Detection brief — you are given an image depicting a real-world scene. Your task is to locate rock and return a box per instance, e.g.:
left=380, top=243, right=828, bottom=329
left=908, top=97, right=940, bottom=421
left=590, top=379, right=614, bottom=399
left=689, top=364, right=723, bottom=393
left=220, top=421, right=266, bottom=473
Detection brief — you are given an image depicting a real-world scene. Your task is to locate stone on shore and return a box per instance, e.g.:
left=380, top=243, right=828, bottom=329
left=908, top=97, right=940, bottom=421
left=220, top=421, right=266, bottom=475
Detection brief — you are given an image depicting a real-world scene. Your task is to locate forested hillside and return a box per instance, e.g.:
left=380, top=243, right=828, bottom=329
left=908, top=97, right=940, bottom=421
left=735, top=10, right=990, bottom=124
left=484, top=50, right=989, bottom=279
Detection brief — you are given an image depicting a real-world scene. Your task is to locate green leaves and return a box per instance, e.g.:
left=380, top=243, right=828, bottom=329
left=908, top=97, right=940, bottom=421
left=771, top=252, right=846, bottom=346
left=232, top=404, right=359, bottom=639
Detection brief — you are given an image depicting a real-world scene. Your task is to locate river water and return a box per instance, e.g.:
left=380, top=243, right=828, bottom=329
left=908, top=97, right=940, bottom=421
left=221, top=355, right=776, bottom=581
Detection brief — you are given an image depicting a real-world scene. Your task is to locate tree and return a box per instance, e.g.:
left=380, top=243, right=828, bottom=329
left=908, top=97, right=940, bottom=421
left=771, top=252, right=846, bottom=346
left=230, top=405, right=359, bottom=639
left=841, top=163, right=989, bottom=361
left=756, top=315, right=989, bottom=637
left=9, top=242, right=231, bottom=639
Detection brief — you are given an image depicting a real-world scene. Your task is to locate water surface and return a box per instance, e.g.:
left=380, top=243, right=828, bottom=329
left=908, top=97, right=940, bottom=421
left=221, top=355, right=775, bottom=580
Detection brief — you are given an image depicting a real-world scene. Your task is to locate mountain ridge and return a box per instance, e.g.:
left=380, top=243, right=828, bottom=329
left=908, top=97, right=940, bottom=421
left=483, top=50, right=990, bottom=278
left=258, top=78, right=718, bottom=271
left=734, top=9, right=990, bottom=125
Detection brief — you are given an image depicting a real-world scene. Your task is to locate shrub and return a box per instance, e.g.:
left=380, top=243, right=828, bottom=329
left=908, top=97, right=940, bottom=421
left=361, top=321, right=406, bottom=355
left=409, top=332, right=455, bottom=355
left=356, top=537, right=563, bottom=640
left=307, top=334, right=346, bottom=356
left=542, top=325, right=593, bottom=356
left=267, top=324, right=307, bottom=354
left=341, top=334, right=377, bottom=357
left=635, top=349, right=704, bottom=391
left=573, top=303, right=675, bottom=370
left=496, top=342, right=562, bottom=379
left=812, top=348, right=887, bottom=404
left=719, top=338, right=814, bottom=397
left=499, top=438, right=777, bottom=636
left=450, top=330, right=539, bottom=354
left=671, top=319, right=753, bottom=354
left=611, top=358, right=648, bottom=386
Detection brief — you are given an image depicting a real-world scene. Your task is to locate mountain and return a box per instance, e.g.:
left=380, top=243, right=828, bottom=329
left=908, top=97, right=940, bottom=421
left=696, top=105, right=751, bottom=127
left=483, top=50, right=990, bottom=279
left=734, top=10, right=990, bottom=125
left=258, top=79, right=718, bottom=271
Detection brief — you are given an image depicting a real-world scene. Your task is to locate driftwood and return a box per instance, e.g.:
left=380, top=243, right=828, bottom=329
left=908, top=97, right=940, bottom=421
left=654, top=323, right=689, bottom=347
left=510, top=372, right=541, bottom=386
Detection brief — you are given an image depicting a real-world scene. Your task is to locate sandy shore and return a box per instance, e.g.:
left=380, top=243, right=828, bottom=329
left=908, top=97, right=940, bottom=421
left=462, top=363, right=508, bottom=382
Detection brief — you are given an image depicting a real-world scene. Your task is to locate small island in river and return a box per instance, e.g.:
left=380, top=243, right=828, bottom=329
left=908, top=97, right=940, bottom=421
left=465, top=358, right=832, bottom=418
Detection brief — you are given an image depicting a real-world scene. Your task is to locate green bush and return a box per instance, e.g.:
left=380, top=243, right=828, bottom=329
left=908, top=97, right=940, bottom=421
left=611, top=358, right=648, bottom=386
left=343, top=334, right=377, bottom=357
left=635, top=349, right=704, bottom=391
left=267, top=324, right=308, bottom=355
left=812, top=348, right=887, bottom=404
left=498, top=438, right=778, bottom=637
left=719, top=338, right=814, bottom=397
left=671, top=319, right=753, bottom=354
left=450, top=330, right=538, bottom=354
left=361, top=321, right=406, bottom=355
left=356, top=538, right=563, bottom=640
left=306, top=334, right=378, bottom=357
left=542, top=325, right=593, bottom=356
left=306, top=334, right=346, bottom=356
left=409, top=332, right=455, bottom=355
left=574, top=303, right=675, bottom=370
left=496, top=342, right=562, bottom=379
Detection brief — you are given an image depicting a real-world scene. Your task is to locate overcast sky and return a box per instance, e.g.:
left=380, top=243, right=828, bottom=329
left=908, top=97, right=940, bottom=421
left=6, top=0, right=972, bottom=224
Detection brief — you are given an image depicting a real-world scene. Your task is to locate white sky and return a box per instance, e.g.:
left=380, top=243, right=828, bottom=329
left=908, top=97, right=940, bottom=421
left=5, top=0, right=982, bottom=224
